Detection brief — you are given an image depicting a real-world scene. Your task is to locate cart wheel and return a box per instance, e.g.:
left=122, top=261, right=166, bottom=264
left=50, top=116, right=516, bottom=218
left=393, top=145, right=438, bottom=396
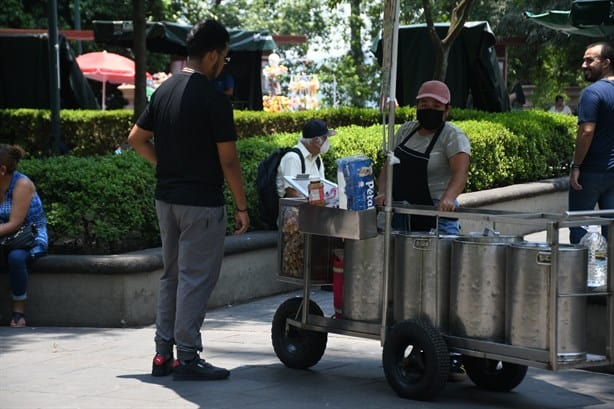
left=463, top=356, right=528, bottom=391
left=271, top=297, right=327, bottom=369
left=382, top=319, right=449, bottom=401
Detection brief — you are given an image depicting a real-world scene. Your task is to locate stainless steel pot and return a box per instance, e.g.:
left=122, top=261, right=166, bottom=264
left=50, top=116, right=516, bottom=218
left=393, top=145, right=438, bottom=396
left=449, top=233, right=522, bottom=341
left=393, top=232, right=457, bottom=330
left=343, top=233, right=385, bottom=323
left=506, top=242, right=588, bottom=363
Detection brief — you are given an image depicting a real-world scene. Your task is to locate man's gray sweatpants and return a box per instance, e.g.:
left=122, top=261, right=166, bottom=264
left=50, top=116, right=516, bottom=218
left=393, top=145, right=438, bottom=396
left=154, top=200, right=226, bottom=361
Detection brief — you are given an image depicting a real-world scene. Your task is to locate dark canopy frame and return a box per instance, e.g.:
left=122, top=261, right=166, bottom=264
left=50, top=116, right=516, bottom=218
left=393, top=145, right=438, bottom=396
left=525, top=0, right=614, bottom=38
left=374, top=21, right=509, bottom=112
left=0, top=33, right=99, bottom=109
left=93, top=21, right=278, bottom=110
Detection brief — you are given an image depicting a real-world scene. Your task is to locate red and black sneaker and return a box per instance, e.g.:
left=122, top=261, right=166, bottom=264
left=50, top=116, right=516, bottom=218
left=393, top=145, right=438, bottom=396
left=172, top=357, right=230, bottom=381
left=151, top=353, right=174, bottom=377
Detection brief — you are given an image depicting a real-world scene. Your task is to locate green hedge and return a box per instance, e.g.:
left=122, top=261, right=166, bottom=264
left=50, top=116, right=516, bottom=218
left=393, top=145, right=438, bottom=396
left=0, top=107, right=412, bottom=157
left=0, top=109, right=135, bottom=157
left=9, top=108, right=577, bottom=251
left=20, top=151, right=159, bottom=254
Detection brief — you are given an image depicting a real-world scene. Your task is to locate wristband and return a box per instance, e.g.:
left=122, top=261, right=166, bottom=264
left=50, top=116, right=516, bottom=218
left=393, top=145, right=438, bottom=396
left=236, top=207, right=248, bottom=212
left=571, top=163, right=581, bottom=169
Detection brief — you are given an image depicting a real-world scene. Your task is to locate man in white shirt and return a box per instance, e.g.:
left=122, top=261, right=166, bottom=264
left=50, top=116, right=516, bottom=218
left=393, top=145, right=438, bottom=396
left=549, top=95, right=573, bottom=115
left=276, top=119, right=335, bottom=198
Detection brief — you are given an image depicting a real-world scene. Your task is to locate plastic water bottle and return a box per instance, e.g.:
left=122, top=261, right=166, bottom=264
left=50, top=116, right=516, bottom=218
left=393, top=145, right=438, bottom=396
left=580, top=230, right=607, bottom=290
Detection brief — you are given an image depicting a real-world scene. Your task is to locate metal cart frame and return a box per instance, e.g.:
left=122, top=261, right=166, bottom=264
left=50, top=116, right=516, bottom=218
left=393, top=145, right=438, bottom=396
left=271, top=202, right=613, bottom=401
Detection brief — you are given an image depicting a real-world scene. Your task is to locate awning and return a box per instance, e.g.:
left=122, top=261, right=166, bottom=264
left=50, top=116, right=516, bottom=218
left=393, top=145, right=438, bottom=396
left=92, top=20, right=277, bottom=55
left=0, top=33, right=99, bottom=109
left=525, top=1, right=614, bottom=38
left=373, top=21, right=509, bottom=112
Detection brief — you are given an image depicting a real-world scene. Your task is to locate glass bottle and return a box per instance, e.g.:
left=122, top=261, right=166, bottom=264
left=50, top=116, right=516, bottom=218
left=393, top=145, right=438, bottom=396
left=308, top=177, right=325, bottom=206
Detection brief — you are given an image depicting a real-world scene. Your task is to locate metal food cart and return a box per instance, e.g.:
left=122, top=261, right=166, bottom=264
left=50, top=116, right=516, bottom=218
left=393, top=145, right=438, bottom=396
left=271, top=199, right=614, bottom=401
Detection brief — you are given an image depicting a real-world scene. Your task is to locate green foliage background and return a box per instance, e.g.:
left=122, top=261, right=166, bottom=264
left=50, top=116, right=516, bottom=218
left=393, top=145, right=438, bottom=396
left=20, top=151, right=159, bottom=254
left=0, top=0, right=597, bottom=108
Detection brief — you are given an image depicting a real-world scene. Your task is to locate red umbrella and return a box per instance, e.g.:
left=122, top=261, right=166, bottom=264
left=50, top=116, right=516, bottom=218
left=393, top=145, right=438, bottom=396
left=77, top=50, right=147, bottom=110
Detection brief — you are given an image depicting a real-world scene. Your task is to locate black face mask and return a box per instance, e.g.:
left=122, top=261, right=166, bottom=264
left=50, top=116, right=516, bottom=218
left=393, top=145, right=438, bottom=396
left=417, top=108, right=445, bottom=130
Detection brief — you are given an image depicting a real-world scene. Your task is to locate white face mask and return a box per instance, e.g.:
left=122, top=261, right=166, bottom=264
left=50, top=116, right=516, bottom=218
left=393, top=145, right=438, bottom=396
left=319, top=138, right=330, bottom=154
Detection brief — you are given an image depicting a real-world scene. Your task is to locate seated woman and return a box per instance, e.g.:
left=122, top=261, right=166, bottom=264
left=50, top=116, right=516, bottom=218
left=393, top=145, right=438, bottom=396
left=0, top=144, right=48, bottom=327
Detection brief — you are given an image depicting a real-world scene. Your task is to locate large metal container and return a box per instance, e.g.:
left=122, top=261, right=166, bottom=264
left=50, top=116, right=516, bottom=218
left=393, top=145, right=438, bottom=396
left=393, top=232, right=457, bottom=330
left=506, top=242, right=587, bottom=363
left=449, top=233, right=522, bottom=341
left=343, top=233, right=385, bottom=323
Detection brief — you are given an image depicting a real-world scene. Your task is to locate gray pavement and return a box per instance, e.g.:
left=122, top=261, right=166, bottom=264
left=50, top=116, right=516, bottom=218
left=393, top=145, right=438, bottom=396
left=2, top=227, right=614, bottom=408
left=2, top=286, right=614, bottom=409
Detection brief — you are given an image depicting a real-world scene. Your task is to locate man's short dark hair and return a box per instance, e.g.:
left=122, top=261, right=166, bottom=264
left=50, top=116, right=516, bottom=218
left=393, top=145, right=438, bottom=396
left=186, top=19, right=230, bottom=58
left=555, top=95, right=564, bottom=102
left=587, top=41, right=614, bottom=65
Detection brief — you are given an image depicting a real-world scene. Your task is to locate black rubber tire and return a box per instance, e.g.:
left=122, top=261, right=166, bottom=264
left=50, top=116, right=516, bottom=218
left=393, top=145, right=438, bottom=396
left=271, top=297, right=328, bottom=369
left=382, top=319, right=449, bottom=401
left=463, top=356, right=528, bottom=391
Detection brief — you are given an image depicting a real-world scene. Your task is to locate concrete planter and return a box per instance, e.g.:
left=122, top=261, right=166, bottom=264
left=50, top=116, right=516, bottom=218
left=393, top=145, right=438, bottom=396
left=0, top=231, right=295, bottom=327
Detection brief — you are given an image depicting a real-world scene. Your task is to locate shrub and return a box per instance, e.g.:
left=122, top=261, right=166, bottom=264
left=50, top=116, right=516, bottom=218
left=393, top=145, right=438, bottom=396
left=0, top=109, right=134, bottom=157
left=235, top=125, right=386, bottom=230
left=20, top=151, right=159, bottom=254
left=0, top=107, right=400, bottom=157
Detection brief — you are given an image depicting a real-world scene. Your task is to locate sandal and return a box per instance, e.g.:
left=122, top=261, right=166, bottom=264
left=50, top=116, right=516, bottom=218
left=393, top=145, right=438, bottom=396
left=10, top=311, right=26, bottom=328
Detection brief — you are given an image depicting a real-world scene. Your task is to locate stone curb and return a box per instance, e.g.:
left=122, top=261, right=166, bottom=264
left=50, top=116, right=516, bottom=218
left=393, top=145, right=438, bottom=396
left=30, top=230, right=278, bottom=275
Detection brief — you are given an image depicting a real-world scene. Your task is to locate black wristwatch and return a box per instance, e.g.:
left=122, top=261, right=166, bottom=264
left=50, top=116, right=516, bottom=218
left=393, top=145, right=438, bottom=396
left=571, top=162, right=581, bottom=169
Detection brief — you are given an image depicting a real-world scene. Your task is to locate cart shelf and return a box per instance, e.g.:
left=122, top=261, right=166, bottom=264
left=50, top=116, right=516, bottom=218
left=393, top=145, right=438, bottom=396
left=298, top=204, right=377, bottom=240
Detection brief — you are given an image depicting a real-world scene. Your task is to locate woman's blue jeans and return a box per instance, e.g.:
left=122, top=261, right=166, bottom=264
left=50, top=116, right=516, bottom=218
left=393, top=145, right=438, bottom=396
left=4, top=249, right=34, bottom=301
left=568, top=171, right=614, bottom=244
left=391, top=199, right=460, bottom=235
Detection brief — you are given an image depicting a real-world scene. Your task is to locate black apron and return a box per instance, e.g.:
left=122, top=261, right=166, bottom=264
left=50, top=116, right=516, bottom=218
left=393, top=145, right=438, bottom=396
left=392, top=125, right=444, bottom=232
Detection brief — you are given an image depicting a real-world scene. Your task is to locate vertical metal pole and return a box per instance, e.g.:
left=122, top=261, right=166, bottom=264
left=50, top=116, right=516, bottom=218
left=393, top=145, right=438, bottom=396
left=302, top=232, right=312, bottom=324
left=608, top=220, right=614, bottom=362
left=547, top=221, right=560, bottom=370
left=47, top=0, right=61, bottom=155
left=73, top=0, right=82, bottom=55
left=379, top=0, right=400, bottom=346
left=133, top=0, right=147, bottom=117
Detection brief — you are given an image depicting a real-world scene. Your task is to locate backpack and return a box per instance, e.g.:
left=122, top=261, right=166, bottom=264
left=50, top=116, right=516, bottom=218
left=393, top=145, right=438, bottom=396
left=256, top=147, right=305, bottom=228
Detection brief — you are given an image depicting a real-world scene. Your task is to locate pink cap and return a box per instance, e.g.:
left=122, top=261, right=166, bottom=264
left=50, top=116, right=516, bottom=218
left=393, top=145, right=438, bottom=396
left=416, top=80, right=451, bottom=104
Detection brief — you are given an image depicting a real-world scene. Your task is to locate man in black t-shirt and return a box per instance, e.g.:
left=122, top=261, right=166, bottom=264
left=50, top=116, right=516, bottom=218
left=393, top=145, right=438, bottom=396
left=128, top=19, right=249, bottom=381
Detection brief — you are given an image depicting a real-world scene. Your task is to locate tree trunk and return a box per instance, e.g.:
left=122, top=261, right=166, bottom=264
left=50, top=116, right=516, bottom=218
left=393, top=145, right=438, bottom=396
left=422, top=0, right=474, bottom=82
left=133, top=0, right=147, bottom=119
left=349, top=0, right=364, bottom=106
left=349, top=0, right=364, bottom=68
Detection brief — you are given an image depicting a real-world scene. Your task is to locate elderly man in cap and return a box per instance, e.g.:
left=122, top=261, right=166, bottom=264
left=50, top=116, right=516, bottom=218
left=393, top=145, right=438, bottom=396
left=276, top=119, right=335, bottom=198
left=376, top=80, right=471, bottom=235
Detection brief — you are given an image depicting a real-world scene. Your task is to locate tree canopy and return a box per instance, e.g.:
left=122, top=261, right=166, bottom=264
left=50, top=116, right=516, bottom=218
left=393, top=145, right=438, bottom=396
left=2, top=0, right=599, bottom=109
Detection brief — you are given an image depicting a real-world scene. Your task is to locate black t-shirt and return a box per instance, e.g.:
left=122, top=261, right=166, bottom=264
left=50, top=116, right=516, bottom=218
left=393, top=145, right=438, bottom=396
left=137, top=71, right=237, bottom=206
